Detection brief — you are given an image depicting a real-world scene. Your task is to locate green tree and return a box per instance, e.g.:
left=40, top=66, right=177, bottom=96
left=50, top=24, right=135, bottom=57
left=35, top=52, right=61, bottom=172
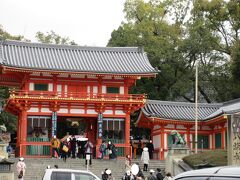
left=36, top=31, right=77, bottom=45
left=0, top=25, right=23, bottom=132
left=108, top=0, right=239, bottom=103
left=190, top=0, right=240, bottom=100
left=0, top=25, right=24, bottom=41
left=108, top=0, right=198, bottom=101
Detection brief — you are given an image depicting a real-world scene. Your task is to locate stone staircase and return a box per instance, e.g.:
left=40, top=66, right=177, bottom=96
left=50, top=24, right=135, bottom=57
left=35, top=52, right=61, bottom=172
left=9, top=157, right=165, bottom=180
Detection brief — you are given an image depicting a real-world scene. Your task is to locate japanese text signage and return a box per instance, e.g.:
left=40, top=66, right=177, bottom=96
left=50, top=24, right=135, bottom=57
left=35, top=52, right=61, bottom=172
left=52, top=112, right=57, bottom=136
left=98, top=113, right=103, bottom=138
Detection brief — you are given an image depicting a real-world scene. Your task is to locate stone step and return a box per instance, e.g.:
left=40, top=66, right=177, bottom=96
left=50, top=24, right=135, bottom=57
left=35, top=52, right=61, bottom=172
left=10, top=158, right=165, bottom=180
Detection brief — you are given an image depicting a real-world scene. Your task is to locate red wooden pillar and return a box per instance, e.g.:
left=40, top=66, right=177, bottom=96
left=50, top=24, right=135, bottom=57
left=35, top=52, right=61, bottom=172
left=221, top=127, right=225, bottom=149
left=98, top=77, right=102, bottom=94
left=160, top=124, right=165, bottom=160
left=187, top=127, right=190, bottom=147
left=53, top=74, right=57, bottom=94
left=212, top=132, right=215, bottom=150
left=20, top=110, right=27, bottom=157
left=125, top=113, right=131, bottom=156
left=16, top=113, right=22, bottom=147
left=124, top=78, right=129, bottom=94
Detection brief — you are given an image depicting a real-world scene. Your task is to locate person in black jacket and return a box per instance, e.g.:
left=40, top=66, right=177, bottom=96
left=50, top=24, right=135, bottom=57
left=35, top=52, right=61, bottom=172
left=70, top=136, right=77, bottom=158
left=156, top=168, right=164, bottom=180
left=102, top=168, right=109, bottom=180
left=107, top=141, right=117, bottom=159
left=146, top=140, right=154, bottom=159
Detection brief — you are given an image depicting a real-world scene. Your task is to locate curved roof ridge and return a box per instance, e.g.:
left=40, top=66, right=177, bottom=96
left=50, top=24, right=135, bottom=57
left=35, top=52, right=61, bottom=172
left=222, top=98, right=240, bottom=106
left=147, top=99, right=222, bottom=107
left=1, top=39, right=141, bottom=53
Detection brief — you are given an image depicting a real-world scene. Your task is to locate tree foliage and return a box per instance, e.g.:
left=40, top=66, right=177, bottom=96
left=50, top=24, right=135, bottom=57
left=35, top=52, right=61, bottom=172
left=108, top=0, right=240, bottom=103
left=0, top=25, right=21, bottom=132
left=36, top=31, right=77, bottom=45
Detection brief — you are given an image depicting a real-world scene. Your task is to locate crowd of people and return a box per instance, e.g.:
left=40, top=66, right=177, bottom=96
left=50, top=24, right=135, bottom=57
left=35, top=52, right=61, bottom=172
left=17, top=137, right=173, bottom=180
left=102, top=140, right=174, bottom=180
left=50, top=135, right=118, bottom=163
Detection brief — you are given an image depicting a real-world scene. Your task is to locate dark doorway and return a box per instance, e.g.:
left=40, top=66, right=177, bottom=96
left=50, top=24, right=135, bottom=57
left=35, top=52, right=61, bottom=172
left=57, top=117, right=87, bottom=138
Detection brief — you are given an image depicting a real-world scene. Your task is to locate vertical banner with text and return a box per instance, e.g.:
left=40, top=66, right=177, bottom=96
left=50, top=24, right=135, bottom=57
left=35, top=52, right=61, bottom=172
left=98, top=113, right=103, bottom=138
left=52, top=112, right=57, bottom=137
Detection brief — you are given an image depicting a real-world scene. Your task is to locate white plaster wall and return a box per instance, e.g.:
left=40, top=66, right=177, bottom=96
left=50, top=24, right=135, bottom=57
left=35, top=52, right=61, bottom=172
left=58, top=108, right=68, bottom=113
left=48, top=83, right=53, bottom=91
left=120, top=86, right=124, bottom=94
left=190, top=134, right=193, bottom=149
left=41, top=108, right=51, bottom=113
left=87, top=75, right=97, bottom=79
left=29, top=83, right=34, bottom=91
left=115, top=110, right=125, bottom=115
left=71, top=74, right=85, bottom=78
left=165, top=124, right=175, bottom=129
left=87, top=86, right=90, bottom=93
left=184, top=134, right=187, bottom=141
left=103, top=110, right=113, bottom=115
left=190, top=126, right=199, bottom=130
left=70, top=109, right=85, bottom=114
left=28, top=107, right=39, bottom=112
left=153, top=135, right=160, bottom=150
left=102, top=86, right=106, bottom=93
left=93, top=86, right=98, bottom=94
left=176, top=125, right=186, bottom=130
left=164, top=133, right=168, bottom=149
left=31, top=72, right=40, bottom=76
left=87, top=109, right=98, bottom=114
left=153, top=125, right=160, bottom=130
left=65, top=85, right=68, bottom=93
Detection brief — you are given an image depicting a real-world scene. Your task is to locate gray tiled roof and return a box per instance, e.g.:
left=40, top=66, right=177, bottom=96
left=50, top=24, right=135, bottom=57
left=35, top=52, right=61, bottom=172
left=142, top=100, right=222, bottom=121
left=205, top=98, right=240, bottom=119
left=0, top=40, right=157, bottom=75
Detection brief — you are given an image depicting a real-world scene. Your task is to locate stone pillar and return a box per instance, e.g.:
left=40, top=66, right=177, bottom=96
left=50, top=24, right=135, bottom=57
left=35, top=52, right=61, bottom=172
left=228, top=114, right=240, bottom=165
left=165, top=146, right=190, bottom=176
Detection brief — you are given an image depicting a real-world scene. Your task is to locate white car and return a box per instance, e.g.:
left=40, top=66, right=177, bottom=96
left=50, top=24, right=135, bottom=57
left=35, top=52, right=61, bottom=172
left=173, top=166, right=240, bottom=180
left=42, top=169, right=101, bottom=180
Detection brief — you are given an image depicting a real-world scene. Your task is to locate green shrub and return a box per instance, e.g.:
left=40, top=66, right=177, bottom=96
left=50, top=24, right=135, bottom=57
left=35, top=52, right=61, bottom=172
left=182, top=150, right=227, bottom=169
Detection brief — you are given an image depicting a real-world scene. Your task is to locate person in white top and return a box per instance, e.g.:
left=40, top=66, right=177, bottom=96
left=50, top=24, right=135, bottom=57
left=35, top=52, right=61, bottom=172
left=84, top=139, right=93, bottom=166
left=16, top=157, right=26, bottom=180
left=141, top=147, right=150, bottom=171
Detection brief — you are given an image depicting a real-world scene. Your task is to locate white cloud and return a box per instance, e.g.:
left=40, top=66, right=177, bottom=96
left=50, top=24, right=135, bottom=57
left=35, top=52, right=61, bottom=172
left=0, top=0, right=126, bottom=46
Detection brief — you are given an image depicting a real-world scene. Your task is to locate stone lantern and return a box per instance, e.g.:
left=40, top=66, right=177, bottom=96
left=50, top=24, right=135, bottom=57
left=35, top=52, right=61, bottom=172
left=0, top=159, right=14, bottom=180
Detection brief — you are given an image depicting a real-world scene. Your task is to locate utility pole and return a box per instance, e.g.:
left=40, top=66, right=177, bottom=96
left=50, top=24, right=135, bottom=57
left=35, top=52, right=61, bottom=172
left=195, top=62, right=198, bottom=154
